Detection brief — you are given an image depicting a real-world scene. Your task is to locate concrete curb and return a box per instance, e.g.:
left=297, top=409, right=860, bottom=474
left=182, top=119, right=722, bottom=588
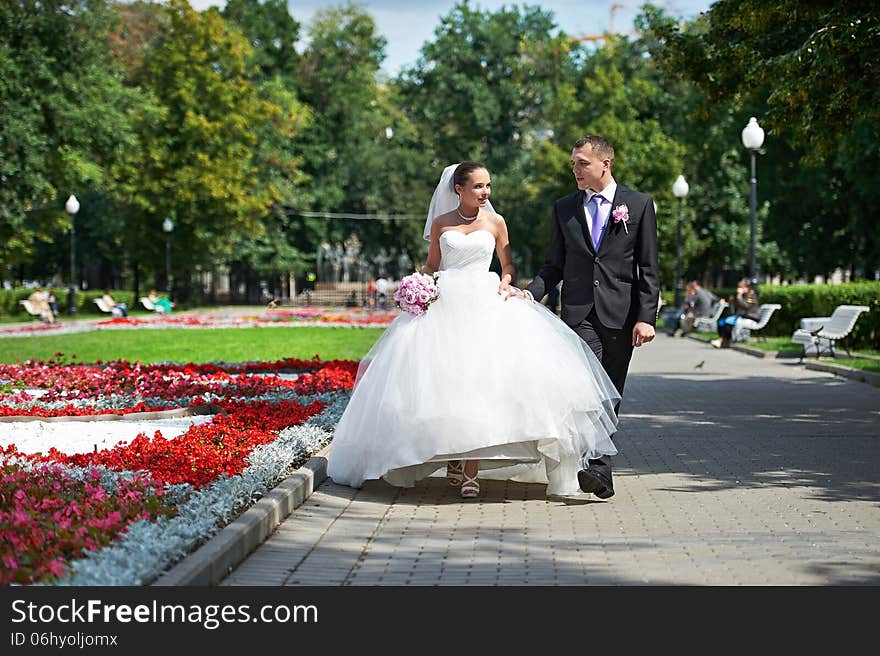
left=804, top=361, right=880, bottom=388
left=152, top=444, right=330, bottom=586
left=730, top=344, right=767, bottom=358
left=684, top=333, right=781, bottom=359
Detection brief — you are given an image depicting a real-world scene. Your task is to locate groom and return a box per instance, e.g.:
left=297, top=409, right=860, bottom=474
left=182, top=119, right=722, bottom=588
left=517, top=135, right=659, bottom=499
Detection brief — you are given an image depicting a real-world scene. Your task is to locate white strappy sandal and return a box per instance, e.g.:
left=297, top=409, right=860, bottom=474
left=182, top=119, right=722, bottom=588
left=460, top=462, right=480, bottom=499
left=446, top=460, right=463, bottom=486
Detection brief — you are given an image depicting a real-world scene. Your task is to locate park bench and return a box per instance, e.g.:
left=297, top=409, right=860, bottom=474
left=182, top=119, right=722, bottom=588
left=731, top=303, right=782, bottom=343
left=94, top=297, right=124, bottom=317
left=693, top=299, right=728, bottom=333
left=139, top=297, right=167, bottom=314
left=19, top=299, right=50, bottom=321
left=791, top=304, right=871, bottom=361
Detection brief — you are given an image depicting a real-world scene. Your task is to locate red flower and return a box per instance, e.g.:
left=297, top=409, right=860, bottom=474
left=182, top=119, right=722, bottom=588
left=0, top=459, right=171, bottom=585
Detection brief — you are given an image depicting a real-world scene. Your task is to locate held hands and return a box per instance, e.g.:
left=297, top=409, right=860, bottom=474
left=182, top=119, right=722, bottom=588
left=498, top=280, right=530, bottom=301
left=632, top=321, right=655, bottom=348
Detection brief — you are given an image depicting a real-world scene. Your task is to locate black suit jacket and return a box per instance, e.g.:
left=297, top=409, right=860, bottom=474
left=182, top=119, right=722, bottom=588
left=525, top=184, right=659, bottom=330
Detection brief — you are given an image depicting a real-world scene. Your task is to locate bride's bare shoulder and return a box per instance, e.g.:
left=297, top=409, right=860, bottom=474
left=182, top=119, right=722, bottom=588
left=485, top=210, right=507, bottom=231
left=429, top=211, right=456, bottom=237
left=433, top=209, right=459, bottom=228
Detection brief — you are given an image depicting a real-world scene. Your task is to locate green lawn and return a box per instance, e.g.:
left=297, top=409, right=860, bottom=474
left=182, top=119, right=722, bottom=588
left=736, top=336, right=801, bottom=353
left=0, top=326, right=384, bottom=364
left=828, top=358, right=880, bottom=372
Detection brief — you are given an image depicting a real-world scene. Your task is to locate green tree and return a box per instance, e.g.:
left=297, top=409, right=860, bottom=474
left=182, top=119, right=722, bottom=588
left=399, top=1, right=576, bottom=171
left=0, top=0, right=140, bottom=275
left=643, top=0, right=880, bottom=158
left=398, top=1, right=582, bottom=275
left=289, top=3, right=433, bottom=279
left=640, top=2, right=879, bottom=279
left=521, top=36, right=686, bottom=288
left=116, top=0, right=294, bottom=295
left=221, top=0, right=300, bottom=80
left=220, top=0, right=313, bottom=299
left=296, top=3, right=387, bottom=213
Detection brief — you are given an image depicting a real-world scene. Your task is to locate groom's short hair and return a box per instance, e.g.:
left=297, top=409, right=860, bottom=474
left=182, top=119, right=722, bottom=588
left=574, top=135, right=614, bottom=165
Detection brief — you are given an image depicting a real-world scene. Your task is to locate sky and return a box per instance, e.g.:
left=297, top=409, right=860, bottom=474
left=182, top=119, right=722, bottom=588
left=189, top=0, right=714, bottom=76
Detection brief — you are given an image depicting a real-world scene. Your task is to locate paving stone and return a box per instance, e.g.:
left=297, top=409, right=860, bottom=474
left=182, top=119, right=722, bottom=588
left=221, top=335, right=880, bottom=586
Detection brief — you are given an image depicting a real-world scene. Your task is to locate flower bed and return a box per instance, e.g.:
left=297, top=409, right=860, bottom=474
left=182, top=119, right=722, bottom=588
left=0, top=459, right=171, bottom=585
left=0, top=307, right=399, bottom=338
left=0, top=354, right=356, bottom=585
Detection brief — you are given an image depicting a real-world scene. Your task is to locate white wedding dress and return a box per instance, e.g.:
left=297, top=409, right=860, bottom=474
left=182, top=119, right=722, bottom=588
left=327, top=228, right=620, bottom=496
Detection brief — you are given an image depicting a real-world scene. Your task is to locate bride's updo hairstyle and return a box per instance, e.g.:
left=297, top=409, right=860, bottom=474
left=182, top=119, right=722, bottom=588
left=452, top=161, right=487, bottom=192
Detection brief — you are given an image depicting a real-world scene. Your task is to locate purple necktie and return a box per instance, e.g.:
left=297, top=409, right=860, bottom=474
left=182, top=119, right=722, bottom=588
left=588, top=194, right=604, bottom=250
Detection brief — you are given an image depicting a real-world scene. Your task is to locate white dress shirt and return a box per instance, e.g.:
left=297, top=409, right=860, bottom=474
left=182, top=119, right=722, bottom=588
left=584, top=178, right=618, bottom=246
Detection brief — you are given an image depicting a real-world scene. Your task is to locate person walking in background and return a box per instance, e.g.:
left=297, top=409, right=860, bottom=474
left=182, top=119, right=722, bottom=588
left=367, top=277, right=377, bottom=310
left=375, top=276, right=389, bottom=310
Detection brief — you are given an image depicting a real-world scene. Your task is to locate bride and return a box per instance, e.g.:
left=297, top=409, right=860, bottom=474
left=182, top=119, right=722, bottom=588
left=327, top=162, right=620, bottom=497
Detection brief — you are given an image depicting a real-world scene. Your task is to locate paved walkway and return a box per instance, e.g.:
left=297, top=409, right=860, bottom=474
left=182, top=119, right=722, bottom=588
left=221, top=335, right=880, bottom=585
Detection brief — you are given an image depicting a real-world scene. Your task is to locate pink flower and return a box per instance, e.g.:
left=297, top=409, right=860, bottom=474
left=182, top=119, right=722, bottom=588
left=45, top=558, right=66, bottom=578
left=394, top=272, right=439, bottom=317
left=612, top=204, right=630, bottom=234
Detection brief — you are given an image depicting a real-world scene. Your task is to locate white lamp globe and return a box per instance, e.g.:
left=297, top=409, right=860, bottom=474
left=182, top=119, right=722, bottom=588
left=65, top=194, right=80, bottom=215
left=672, top=174, right=689, bottom=198
left=741, top=117, right=765, bottom=150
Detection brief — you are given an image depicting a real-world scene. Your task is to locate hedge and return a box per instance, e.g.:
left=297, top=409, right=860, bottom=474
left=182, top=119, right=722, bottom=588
left=1, top=289, right=137, bottom=318
left=700, top=281, right=879, bottom=349
left=662, top=282, right=879, bottom=349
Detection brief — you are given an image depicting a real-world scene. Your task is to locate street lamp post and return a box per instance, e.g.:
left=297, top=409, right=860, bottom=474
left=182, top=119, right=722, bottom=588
left=672, top=174, right=689, bottom=310
left=741, top=117, right=765, bottom=290
left=162, top=217, right=174, bottom=295
left=64, top=194, right=80, bottom=315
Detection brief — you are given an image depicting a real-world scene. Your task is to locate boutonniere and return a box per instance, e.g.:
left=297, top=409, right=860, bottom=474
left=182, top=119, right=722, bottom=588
left=612, top=204, right=630, bottom=234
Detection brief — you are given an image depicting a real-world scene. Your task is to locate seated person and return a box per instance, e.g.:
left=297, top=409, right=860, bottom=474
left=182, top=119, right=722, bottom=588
left=102, top=290, right=128, bottom=317
left=147, top=289, right=174, bottom=313
left=678, top=280, right=719, bottom=335
left=27, top=287, right=55, bottom=324
left=712, top=278, right=760, bottom=348
left=46, top=290, right=59, bottom=317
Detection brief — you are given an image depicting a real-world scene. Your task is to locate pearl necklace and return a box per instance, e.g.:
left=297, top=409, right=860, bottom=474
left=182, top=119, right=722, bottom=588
left=457, top=206, right=478, bottom=221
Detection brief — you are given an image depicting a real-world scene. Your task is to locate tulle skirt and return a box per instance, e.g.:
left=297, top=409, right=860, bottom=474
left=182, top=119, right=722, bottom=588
left=327, top=269, right=620, bottom=496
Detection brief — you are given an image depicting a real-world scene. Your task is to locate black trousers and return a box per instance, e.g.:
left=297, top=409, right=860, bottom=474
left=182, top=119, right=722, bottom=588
left=570, top=309, right=634, bottom=477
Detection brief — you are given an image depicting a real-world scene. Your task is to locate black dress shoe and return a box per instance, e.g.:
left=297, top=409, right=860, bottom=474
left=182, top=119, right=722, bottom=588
left=577, top=468, right=615, bottom=499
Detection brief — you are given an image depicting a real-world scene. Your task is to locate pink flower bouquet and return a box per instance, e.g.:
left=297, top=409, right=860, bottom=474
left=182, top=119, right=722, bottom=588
left=393, top=272, right=440, bottom=316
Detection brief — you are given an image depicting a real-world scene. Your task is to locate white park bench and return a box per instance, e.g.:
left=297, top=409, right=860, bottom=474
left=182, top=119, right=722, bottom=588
left=693, top=299, right=728, bottom=333
left=19, top=299, right=50, bottom=321
left=731, top=303, right=782, bottom=343
left=791, top=304, right=870, bottom=361
left=94, top=297, right=125, bottom=317
left=140, top=297, right=167, bottom=314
